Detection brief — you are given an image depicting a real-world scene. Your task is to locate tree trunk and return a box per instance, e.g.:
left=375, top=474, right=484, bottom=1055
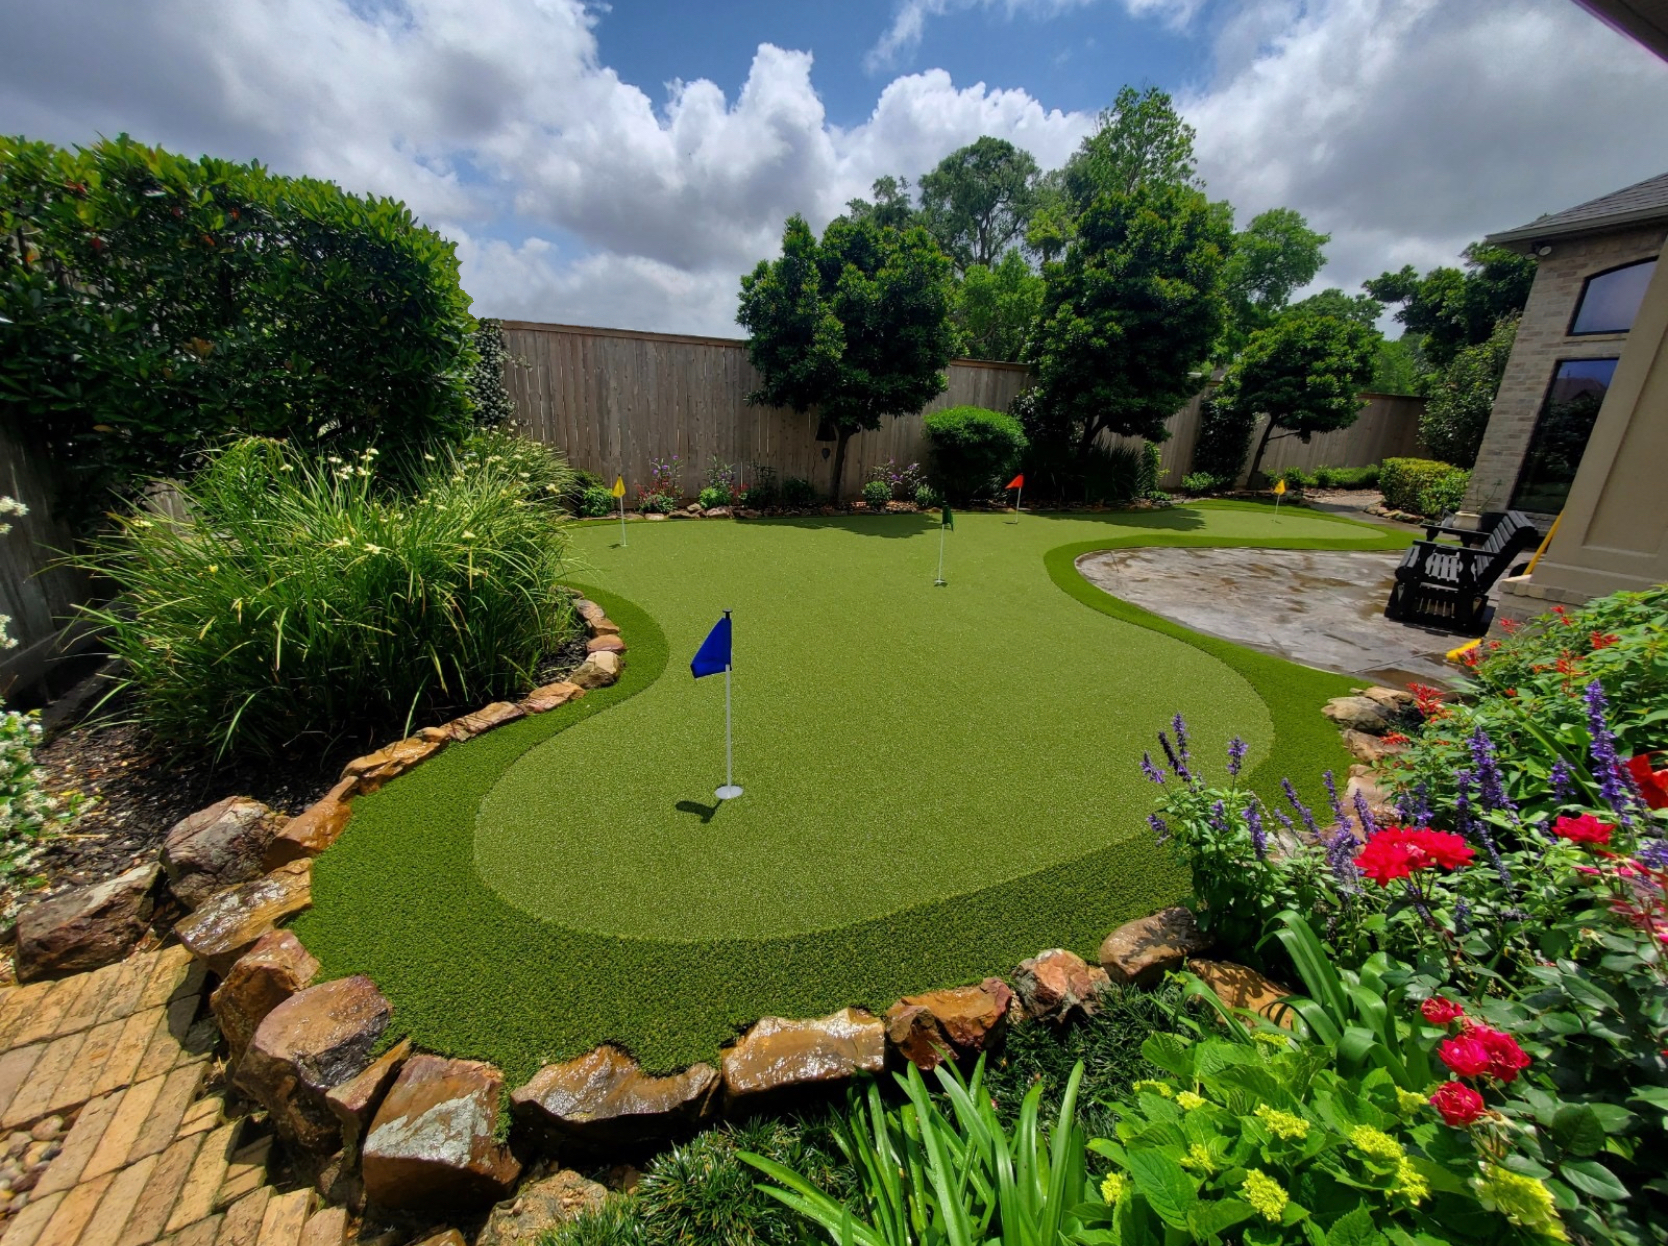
left=829, top=427, right=853, bottom=503
left=1246, top=415, right=1279, bottom=488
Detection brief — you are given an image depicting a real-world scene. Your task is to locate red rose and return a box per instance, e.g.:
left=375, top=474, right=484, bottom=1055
left=1625, top=754, right=1668, bottom=811
left=1355, top=827, right=1476, bottom=887
left=1438, top=1034, right=1492, bottom=1078
left=1421, top=996, right=1466, bottom=1025
left=1553, top=814, right=1614, bottom=846
left=1430, top=1080, right=1486, bottom=1126
left=1469, top=1025, right=1532, bottom=1083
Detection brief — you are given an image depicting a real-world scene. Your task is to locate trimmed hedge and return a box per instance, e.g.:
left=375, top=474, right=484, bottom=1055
left=1379, top=457, right=1469, bottom=516
left=922, top=405, right=1027, bottom=502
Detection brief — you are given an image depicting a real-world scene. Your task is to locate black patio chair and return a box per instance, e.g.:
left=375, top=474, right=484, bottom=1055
left=1384, top=510, right=1542, bottom=635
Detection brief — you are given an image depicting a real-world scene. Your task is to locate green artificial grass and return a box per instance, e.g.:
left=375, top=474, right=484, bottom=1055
left=293, top=502, right=1410, bottom=1081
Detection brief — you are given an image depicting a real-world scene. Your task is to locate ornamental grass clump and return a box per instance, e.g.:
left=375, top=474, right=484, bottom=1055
left=81, top=431, right=578, bottom=762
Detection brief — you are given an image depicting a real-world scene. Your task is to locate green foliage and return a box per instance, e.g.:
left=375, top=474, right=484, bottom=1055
left=914, top=483, right=939, bottom=509
left=862, top=480, right=892, bottom=511
left=1377, top=458, right=1469, bottom=516
left=739, top=214, right=957, bottom=498
left=1182, top=472, right=1226, bottom=495
left=1027, top=182, right=1232, bottom=457
left=699, top=487, right=731, bottom=510
left=1311, top=465, right=1381, bottom=491
left=956, top=249, right=1044, bottom=361
left=0, top=135, right=476, bottom=519
left=1415, top=471, right=1470, bottom=522
left=780, top=476, right=819, bottom=509
left=919, top=137, right=1040, bottom=273
left=1278, top=467, right=1311, bottom=491
left=864, top=459, right=927, bottom=502
left=1370, top=338, right=1428, bottom=398
left=538, top=1197, right=648, bottom=1246
left=922, top=405, right=1028, bottom=502
left=1085, top=1033, right=1552, bottom=1245
left=467, top=319, right=517, bottom=427
left=1221, top=209, right=1331, bottom=356
left=1219, top=312, right=1377, bottom=484
left=1289, top=288, right=1383, bottom=329
left=577, top=485, right=617, bottom=518
left=0, top=707, right=84, bottom=889
left=78, top=431, right=576, bottom=761
left=738, top=466, right=780, bottom=510
left=844, top=175, right=919, bottom=232
left=1062, top=86, right=1201, bottom=208
left=1024, top=172, right=1077, bottom=265
left=1421, top=317, right=1517, bottom=468
left=1191, top=396, right=1257, bottom=487
left=1139, top=443, right=1164, bottom=499
left=1365, top=243, right=1536, bottom=368
left=743, top=1056, right=1092, bottom=1246
left=638, top=457, right=682, bottom=514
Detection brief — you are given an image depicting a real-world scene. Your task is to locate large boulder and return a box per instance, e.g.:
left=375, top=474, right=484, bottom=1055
left=327, top=1038, right=411, bottom=1160
left=161, top=796, right=284, bottom=908
left=884, top=979, right=1013, bottom=1070
left=210, top=929, right=321, bottom=1070
left=13, top=863, right=160, bottom=982
left=1321, top=696, right=1396, bottom=735
left=264, top=779, right=356, bottom=869
left=568, top=651, right=621, bottom=691
left=1190, top=960, right=1293, bottom=1028
left=511, top=1047, right=718, bottom=1143
left=235, top=975, right=393, bottom=1151
left=1013, top=949, right=1108, bottom=1023
left=574, top=600, right=619, bottom=636
left=341, top=736, right=444, bottom=794
left=361, top=1054, right=522, bottom=1211
left=477, top=1170, right=608, bottom=1246
left=1342, top=729, right=1405, bottom=767
left=721, top=1009, right=885, bottom=1110
left=1098, top=908, right=1212, bottom=988
left=175, top=860, right=312, bottom=975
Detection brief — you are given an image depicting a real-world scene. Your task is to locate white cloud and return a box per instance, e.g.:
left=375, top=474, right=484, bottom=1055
left=862, top=0, right=1202, bottom=73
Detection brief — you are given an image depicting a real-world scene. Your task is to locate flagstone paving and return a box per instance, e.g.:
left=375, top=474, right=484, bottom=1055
left=0, top=947, right=349, bottom=1246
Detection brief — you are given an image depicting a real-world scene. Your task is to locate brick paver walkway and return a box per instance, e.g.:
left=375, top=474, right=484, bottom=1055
left=0, top=948, right=347, bottom=1246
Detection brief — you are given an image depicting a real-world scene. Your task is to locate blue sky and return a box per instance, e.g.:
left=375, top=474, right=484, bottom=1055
left=2, top=1, right=1665, bottom=335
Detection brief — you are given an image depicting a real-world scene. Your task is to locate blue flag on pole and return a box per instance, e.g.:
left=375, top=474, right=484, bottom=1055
left=691, top=612, right=732, bottom=678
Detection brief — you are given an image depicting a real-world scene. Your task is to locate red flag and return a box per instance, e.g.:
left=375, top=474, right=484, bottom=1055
left=1005, top=474, right=1024, bottom=490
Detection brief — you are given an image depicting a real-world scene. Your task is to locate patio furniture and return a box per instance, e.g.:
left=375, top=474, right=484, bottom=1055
left=1384, top=510, right=1542, bottom=635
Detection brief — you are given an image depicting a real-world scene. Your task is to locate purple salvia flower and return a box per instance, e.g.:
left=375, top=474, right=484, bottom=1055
left=1272, top=807, right=1296, bottom=838
left=1322, top=770, right=1347, bottom=830
left=1227, top=736, right=1249, bottom=779
left=1141, top=752, right=1167, bottom=784
left=1407, top=782, right=1432, bottom=827
left=1171, top=713, right=1191, bottom=767
left=1467, top=726, right=1517, bottom=814
left=1456, top=769, right=1514, bottom=890
left=1325, top=828, right=1360, bottom=893
left=1245, top=800, right=1268, bottom=862
left=1282, top=778, right=1320, bottom=840
left=1352, top=789, right=1378, bottom=838
left=1148, top=813, right=1171, bottom=844
left=1454, top=897, right=1472, bottom=935
left=1208, top=800, right=1231, bottom=836
left=1584, top=680, right=1637, bottom=819
left=1158, top=730, right=1184, bottom=778
left=1549, top=758, right=1575, bottom=806
left=1638, top=840, right=1668, bottom=871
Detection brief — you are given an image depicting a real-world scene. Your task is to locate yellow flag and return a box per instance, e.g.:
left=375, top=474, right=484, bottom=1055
left=610, top=476, right=626, bottom=498
left=1273, top=478, right=1287, bottom=496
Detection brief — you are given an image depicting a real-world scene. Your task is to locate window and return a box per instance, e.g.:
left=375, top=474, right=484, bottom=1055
left=1569, top=258, right=1656, bottom=335
left=1511, top=358, right=1619, bottom=513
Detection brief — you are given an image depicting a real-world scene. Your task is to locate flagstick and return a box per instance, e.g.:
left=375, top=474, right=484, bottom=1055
left=618, top=493, right=628, bottom=546
left=935, top=521, right=947, bottom=586
left=1006, top=484, right=1023, bottom=524
left=715, top=607, right=741, bottom=800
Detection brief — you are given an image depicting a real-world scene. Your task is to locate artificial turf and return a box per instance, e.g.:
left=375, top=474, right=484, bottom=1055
left=292, top=502, right=1410, bottom=1081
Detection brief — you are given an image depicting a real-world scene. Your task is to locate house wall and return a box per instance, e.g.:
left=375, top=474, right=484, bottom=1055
left=1463, top=225, right=1668, bottom=519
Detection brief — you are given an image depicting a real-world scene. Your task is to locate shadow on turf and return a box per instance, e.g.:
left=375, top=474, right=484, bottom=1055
left=675, top=798, right=722, bottom=823
left=760, top=514, right=934, bottom=539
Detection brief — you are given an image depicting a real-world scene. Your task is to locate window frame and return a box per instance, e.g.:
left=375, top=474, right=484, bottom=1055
left=1566, top=256, right=1658, bottom=337
left=1509, top=355, right=1621, bottom=514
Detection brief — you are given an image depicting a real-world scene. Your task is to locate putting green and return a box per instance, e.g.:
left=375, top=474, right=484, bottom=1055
left=293, top=503, right=1410, bottom=1078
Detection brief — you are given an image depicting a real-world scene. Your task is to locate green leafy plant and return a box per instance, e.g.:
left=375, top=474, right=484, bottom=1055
left=913, top=483, right=939, bottom=509
left=1278, top=468, right=1312, bottom=492
left=1311, top=466, right=1380, bottom=490
left=1378, top=459, right=1468, bottom=516
left=577, top=485, right=616, bottom=518
left=781, top=477, right=819, bottom=509
left=1181, top=472, right=1224, bottom=495
left=1191, top=397, right=1256, bottom=488
left=862, top=480, right=893, bottom=511
left=638, top=457, right=682, bottom=513
left=467, top=318, right=518, bottom=427
left=78, top=431, right=577, bottom=761
left=0, top=135, right=476, bottom=521
left=1138, top=443, right=1164, bottom=499
left=922, top=405, right=1028, bottom=503
left=738, top=466, right=780, bottom=510
left=743, top=1056, right=1092, bottom=1246
left=1420, top=317, right=1517, bottom=469
left=699, top=487, right=731, bottom=510
left=1415, top=471, right=1471, bottom=523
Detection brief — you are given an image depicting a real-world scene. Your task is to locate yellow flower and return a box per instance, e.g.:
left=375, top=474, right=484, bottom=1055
left=1241, top=1170, right=1289, bottom=1223
left=1251, top=1029, right=1291, bottom=1047
left=1180, top=1143, right=1216, bottom=1175
left=1395, top=1088, right=1429, bottom=1115
left=1177, top=1091, right=1206, bottom=1111
left=1100, top=1172, right=1127, bottom=1205
left=1132, top=1080, right=1174, bottom=1099
left=1349, top=1125, right=1404, bottom=1162
left=206, top=564, right=218, bottom=574
left=1253, top=1104, right=1310, bottom=1141
left=1476, top=1166, right=1567, bottom=1241
left=1394, top=1158, right=1429, bottom=1205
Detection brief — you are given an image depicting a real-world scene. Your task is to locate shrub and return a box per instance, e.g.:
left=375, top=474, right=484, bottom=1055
left=637, top=457, right=681, bottom=513
left=780, top=477, right=818, bottom=509
left=576, top=485, right=615, bottom=518
left=861, top=480, right=891, bottom=511
left=79, top=432, right=577, bottom=761
left=704, top=461, right=737, bottom=508
left=913, top=483, right=939, bottom=509
left=467, top=319, right=517, bottom=427
left=1416, top=469, right=1471, bottom=520
left=737, top=465, right=778, bottom=510
left=0, top=136, right=476, bottom=519
left=1311, top=464, right=1381, bottom=489
left=1021, top=439, right=1145, bottom=504
left=1379, top=457, right=1468, bottom=516
left=1181, top=472, right=1225, bottom=495
left=1421, top=316, right=1517, bottom=468
left=864, top=458, right=926, bottom=501
left=922, top=405, right=1028, bottom=503
left=1191, top=395, right=1256, bottom=485
left=1277, top=466, right=1311, bottom=491
left=1138, top=442, right=1163, bottom=498
left=697, top=487, right=729, bottom=510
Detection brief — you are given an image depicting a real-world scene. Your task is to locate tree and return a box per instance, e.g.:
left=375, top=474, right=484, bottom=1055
left=1288, top=286, right=1381, bottom=327
left=1027, top=182, right=1232, bottom=457
left=738, top=214, right=956, bottom=500
left=1220, top=208, right=1329, bottom=355
left=918, top=137, right=1040, bottom=273
left=1218, top=312, right=1379, bottom=484
left=955, top=250, right=1044, bottom=361
left=845, top=176, right=917, bottom=232
left=1061, top=86, right=1200, bottom=209
left=1365, top=242, right=1536, bottom=367
left=1024, top=170, right=1076, bottom=264
left=1420, top=316, right=1517, bottom=466
left=1370, top=336, right=1427, bottom=397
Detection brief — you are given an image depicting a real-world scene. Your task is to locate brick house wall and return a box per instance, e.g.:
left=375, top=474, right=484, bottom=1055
left=1462, top=224, right=1668, bottom=519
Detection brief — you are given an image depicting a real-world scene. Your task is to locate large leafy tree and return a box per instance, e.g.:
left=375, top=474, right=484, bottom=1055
left=738, top=214, right=956, bottom=500
left=955, top=250, right=1044, bottom=361
left=1061, top=86, right=1200, bottom=209
left=1287, top=288, right=1429, bottom=396
left=1026, top=182, right=1233, bottom=456
left=918, top=137, right=1040, bottom=273
left=1420, top=315, right=1518, bottom=466
left=1365, top=242, right=1536, bottom=367
left=1220, top=208, right=1329, bottom=354
left=844, top=176, right=918, bottom=231
left=1218, top=311, right=1379, bottom=483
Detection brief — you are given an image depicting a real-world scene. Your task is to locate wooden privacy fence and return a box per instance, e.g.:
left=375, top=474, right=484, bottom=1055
left=501, top=320, right=1425, bottom=494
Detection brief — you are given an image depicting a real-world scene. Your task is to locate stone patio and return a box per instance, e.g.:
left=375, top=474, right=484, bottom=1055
left=1077, top=546, right=1460, bottom=687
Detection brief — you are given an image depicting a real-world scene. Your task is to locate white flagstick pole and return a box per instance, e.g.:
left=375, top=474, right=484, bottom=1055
left=935, top=520, right=947, bottom=586
left=1015, top=482, right=1023, bottom=520
left=618, top=491, right=627, bottom=546
left=716, top=610, right=742, bottom=800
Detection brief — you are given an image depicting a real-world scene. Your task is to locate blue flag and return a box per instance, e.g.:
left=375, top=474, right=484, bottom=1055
left=690, top=612, right=732, bottom=679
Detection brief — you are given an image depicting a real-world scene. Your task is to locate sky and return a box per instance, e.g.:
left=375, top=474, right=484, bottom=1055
left=2, top=0, right=1665, bottom=338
